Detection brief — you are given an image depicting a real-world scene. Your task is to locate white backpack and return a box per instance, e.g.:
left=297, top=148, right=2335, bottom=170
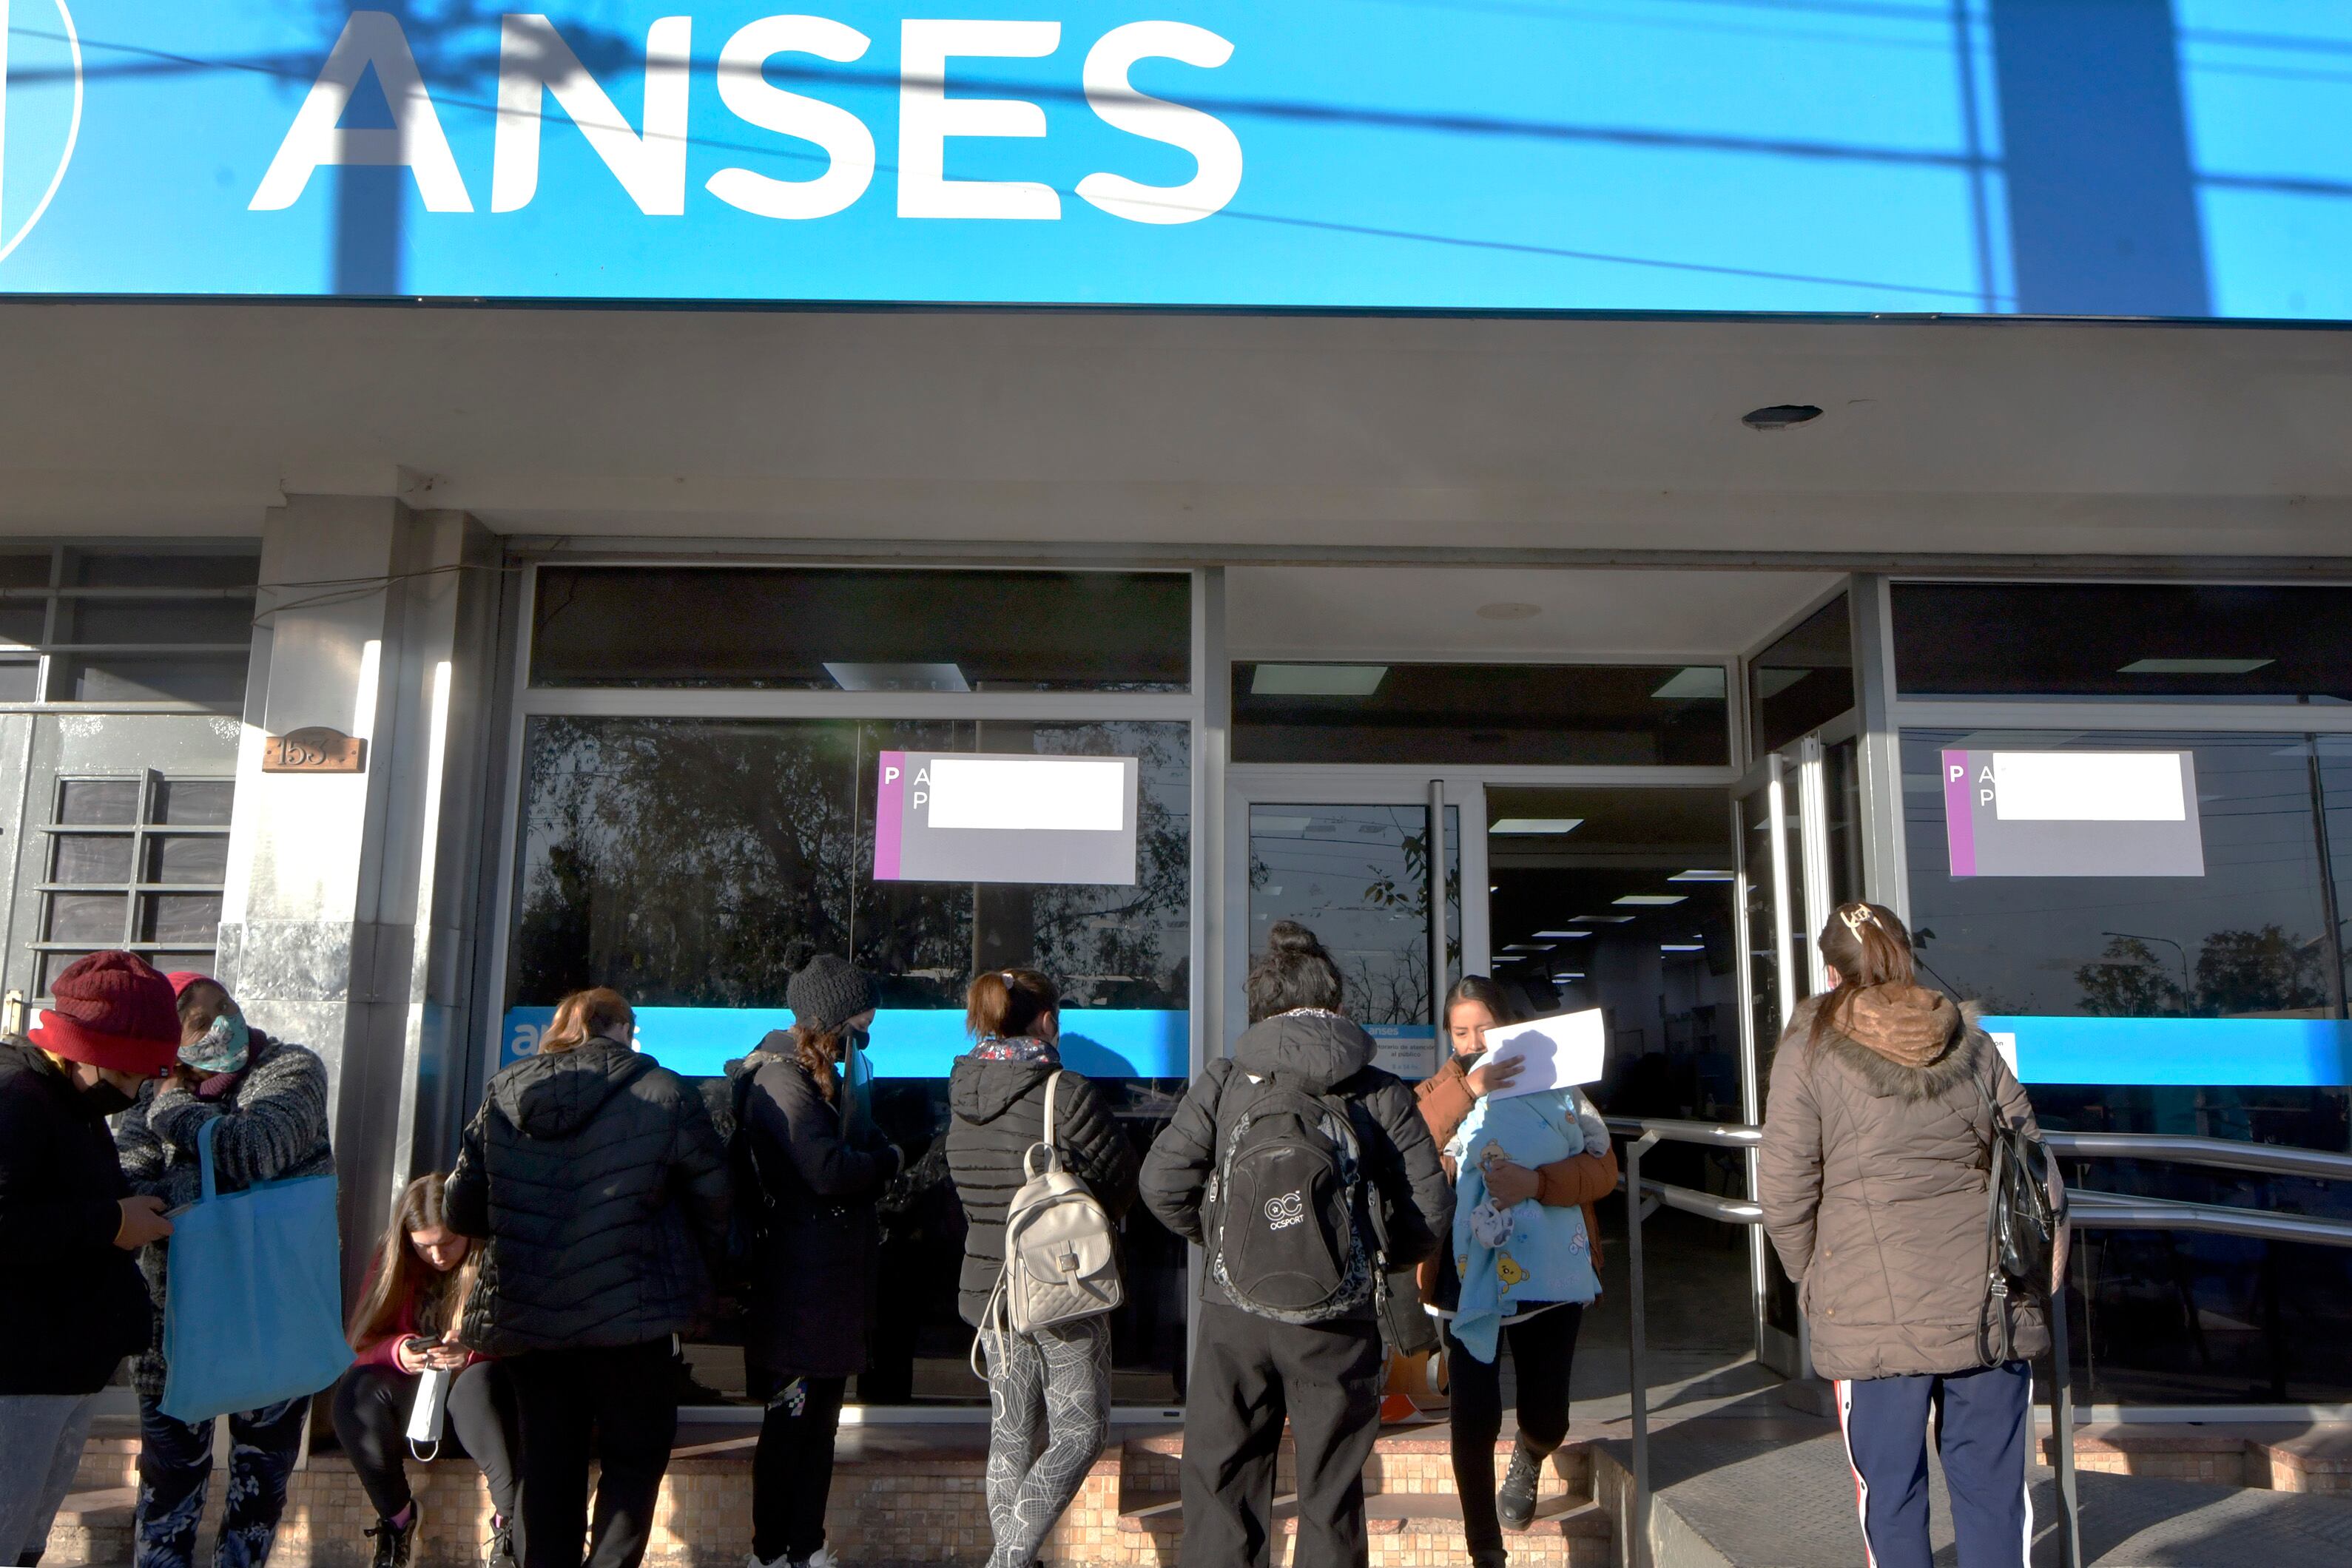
left=972, top=1072, right=1123, bottom=1371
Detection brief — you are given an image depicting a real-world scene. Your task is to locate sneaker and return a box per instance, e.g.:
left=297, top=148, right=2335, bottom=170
left=365, top=1507, right=419, bottom=1568
left=1496, top=1442, right=1544, bottom=1532
left=488, top=1515, right=516, bottom=1568
left=1471, top=1550, right=1509, bottom=1568
left=792, top=1550, right=841, bottom=1568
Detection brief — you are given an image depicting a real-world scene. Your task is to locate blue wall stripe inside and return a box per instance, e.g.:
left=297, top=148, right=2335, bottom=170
left=502, top=1006, right=1189, bottom=1081
left=1981, top=1016, right=2352, bottom=1089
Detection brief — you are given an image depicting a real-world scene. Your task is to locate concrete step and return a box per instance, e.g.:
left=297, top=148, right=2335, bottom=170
left=44, top=1487, right=137, bottom=1568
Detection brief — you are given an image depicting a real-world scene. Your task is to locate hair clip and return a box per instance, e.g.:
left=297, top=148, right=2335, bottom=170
left=1839, top=905, right=1874, bottom=935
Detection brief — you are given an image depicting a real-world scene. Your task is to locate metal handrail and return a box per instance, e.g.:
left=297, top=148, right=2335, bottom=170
left=1603, top=1115, right=1759, bottom=1149
left=2065, top=1187, right=2352, bottom=1248
left=2043, top=1130, right=2352, bottom=1183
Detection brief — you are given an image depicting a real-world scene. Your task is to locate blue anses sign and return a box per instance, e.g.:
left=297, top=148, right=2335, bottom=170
left=0, top=1, right=2345, bottom=315
left=502, top=1004, right=1188, bottom=1079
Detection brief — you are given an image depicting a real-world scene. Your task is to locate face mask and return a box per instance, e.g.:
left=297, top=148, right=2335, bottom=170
left=844, top=1024, right=870, bottom=1054
left=181, top=1010, right=251, bottom=1076
left=79, top=1077, right=138, bottom=1116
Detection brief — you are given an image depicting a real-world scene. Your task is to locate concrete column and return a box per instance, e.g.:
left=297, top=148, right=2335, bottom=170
left=218, top=496, right=504, bottom=1255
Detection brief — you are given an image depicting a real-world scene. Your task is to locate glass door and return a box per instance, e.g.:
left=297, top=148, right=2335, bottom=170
left=1224, top=774, right=1468, bottom=1078
left=1738, top=728, right=1867, bottom=1377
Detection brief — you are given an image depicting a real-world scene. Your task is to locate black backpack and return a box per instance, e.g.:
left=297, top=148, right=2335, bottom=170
left=1204, top=1072, right=1378, bottom=1323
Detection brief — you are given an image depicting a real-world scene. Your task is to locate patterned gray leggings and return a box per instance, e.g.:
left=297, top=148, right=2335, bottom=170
left=980, top=1315, right=1112, bottom=1568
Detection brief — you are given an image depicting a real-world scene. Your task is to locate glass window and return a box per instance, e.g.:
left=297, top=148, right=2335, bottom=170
left=1893, top=582, right=2352, bottom=702
left=510, top=715, right=1192, bottom=1407
left=64, top=656, right=249, bottom=711
left=65, top=551, right=260, bottom=589
left=1903, top=728, right=2352, bottom=1403
left=56, top=597, right=255, bottom=646
left=0, top=664, right=36, bottom=703
left=529, top=567, right=1190, bottom=692
left=33, top=774, right=234, bottom=998
left=1750, top=595, right=1852, bottom=753
left=1232, top=662, right=1729, bottom=766
left=1247, top=804, right=1459, bottom=1035
left=0, top=607, right=46, bottom=647
left=0, top=555, right=51, bottom=589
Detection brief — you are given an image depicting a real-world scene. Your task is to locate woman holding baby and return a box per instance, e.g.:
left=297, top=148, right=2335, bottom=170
left=1413, top=976, right=1619, bottom=1568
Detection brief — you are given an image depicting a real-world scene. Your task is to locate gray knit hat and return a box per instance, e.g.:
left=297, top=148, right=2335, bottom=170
left=786, top=944, right=876, bottom=1035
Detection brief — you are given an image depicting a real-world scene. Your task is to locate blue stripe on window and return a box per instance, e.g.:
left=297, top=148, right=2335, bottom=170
left=1981, top=1015, right=2352, bottom=1089
left=500, top=1006, right=1190, bottom=1080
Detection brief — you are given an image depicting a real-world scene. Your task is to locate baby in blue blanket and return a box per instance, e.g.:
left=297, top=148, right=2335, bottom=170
left=1446, top=1083, right=1610, bottom=1363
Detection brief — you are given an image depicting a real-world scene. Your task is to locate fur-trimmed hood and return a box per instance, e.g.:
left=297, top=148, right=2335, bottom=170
left=1788, top=990, right=1991, bottom=1102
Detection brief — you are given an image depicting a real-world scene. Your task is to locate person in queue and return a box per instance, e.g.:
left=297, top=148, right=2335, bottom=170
left=1139, top=921, right=1452, bottom=1568
left=735, top=947, right=901, bottom=1568
left=116, top=973, right=333, bottom=1568
left=445, top=987, right=729, bottom=1568
left=1414, top=976, right=1618, bottom=1567
left=333, top=1173, right=521, bottom=1568
left=946, top=968, right=1139, bottom=1568
left=1759, top=902, right=2060, bottom=1568
left=0, top=953, right=178, bottom=1568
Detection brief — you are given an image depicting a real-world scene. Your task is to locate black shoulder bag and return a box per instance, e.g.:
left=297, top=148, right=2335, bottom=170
left=1975, top=1069, right=2083, bottom=1568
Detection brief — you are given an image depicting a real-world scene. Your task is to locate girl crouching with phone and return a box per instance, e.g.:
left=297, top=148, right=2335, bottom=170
left=332, top=1174, right=520, bottom=1568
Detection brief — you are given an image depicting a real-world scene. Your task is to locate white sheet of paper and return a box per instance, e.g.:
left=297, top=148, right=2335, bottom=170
left=1479, top=1008, right=1606, bottom=1098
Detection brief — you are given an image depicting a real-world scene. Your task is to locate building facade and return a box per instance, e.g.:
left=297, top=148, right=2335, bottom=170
left=4, top=1, right=2351, bottom=1417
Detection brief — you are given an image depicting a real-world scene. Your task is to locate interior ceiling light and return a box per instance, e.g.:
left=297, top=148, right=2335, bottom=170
left=1551, top=973, right=1586, bottom=981
left=1614, top=893, right=1688, bottom=906
left=825, top=661, right=971, bottom=692
left=1250, top=663, right=1388, bottom=697
left=1668, top=870, right=1736, bottom=882
left=1660, top=942, right=1705, bottom=953
left=1532, top=930, right=1593, bottom=939
left=2120, top=658, right=2274, bottom=675
left=1742, top=403, right=1823, bottom=430
left=1492, top=818, right=1583, bottom=834
left=1575, top=914, right=1637, bottom=924
left=1754, top=669, right=1810, bottom=697
left=1651, top=666, right=1728, bottom=700
left=1503, top=943, right=1546, bottom=952
left=1477, top=601, right=1542, bottom=621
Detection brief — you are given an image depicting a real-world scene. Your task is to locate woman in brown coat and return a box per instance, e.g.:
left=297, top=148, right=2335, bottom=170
left=1759, top=902, right=2062, bottom=1568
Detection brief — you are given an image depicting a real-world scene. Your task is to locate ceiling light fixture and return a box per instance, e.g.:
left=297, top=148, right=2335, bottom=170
left=1668, top=870, right=1735, bottom=882
left=1250, top=663, right=1389, bottom=697
left=1660, top=942, right=1705, bottom=953
left=1492, top=818, right=1583, bottom=834
left=1742, top=403, right=1822, bottom=430
left=1651, top=666, right=1728, bottom=701
left=1532, top=930, right=1593, bottom=939
left=1574, top=914, right=1637, bottom=924
left=825, top=661, right=971, bottom=692
left=1614, top=893, right=1688, bottom=906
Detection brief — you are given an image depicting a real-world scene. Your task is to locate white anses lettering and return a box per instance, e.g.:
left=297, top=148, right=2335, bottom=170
left=1076, top=22, right=1243, bottom=224
left=897, top=19, right=1062, bottom=220
left=249, top=11, right=473, bottom=212
left=707, top=16, right=877, bottom=220
left=493, top=14, right=693, bottom=215
left=252, top=11, right=1241, bottom=226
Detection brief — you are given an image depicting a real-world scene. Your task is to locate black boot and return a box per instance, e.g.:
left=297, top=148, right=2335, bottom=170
left=1472, top=1550, right=1510, bottom=1568
left=488, top=1513, right=517, bottom=1568
left=365, top=1507, right=418, bottom=1568
left=1496, top=1441, right=1544, bottom=1531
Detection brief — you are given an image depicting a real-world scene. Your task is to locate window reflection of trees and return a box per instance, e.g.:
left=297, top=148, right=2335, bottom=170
left=513, top=717, right=1190, bottom=1012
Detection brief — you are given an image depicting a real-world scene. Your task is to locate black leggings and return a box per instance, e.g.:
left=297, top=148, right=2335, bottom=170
left=748, top=1368, right=849, bottom=1564
left=331, top=1360, right=522, bottom=1524
left=1447, top=1302, right=1584, bottom=1557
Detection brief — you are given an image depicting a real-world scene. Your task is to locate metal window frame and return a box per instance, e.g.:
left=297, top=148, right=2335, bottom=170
left=29, top=768, right=232, bottom=1000
left=0, top=541, right=261, bottom=714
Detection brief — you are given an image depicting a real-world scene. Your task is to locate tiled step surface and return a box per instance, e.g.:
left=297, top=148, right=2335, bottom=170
left=2044, top=1425, right=2352, bottom=1494
left=50, top=1420, right=1613, bottom=1568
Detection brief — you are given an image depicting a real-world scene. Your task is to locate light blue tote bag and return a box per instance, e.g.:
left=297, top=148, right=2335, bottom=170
left=159, top=1118, right=353, bottom=1421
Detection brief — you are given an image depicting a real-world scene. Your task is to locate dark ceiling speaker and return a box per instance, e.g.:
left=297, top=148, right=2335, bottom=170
left=1742, top=404, right=1823, bottom=430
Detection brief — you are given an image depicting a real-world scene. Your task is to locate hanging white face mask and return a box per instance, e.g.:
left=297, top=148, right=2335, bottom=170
left=181, top=1010, right=250, bottom=1075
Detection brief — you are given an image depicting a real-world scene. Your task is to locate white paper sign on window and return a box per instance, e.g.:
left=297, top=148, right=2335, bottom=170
left=1942, top=748, right=2204, bottom=877
left=874, top=751, right=1139, bottom=886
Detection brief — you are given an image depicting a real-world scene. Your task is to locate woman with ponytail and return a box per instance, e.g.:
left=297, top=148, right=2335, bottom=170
left=1759, top=902, right=2060, bottom=1568
left=946, top=968, right=1138, bottom=1568
left=735, top=946, right=902, bottom=1568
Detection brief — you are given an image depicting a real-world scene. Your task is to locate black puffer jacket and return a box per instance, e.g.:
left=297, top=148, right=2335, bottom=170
left=1140, top=1010, right=1452, bottom=1319
left=447, top=1037, right=730, bottom=1356
left=946, top=1052, right=1140, bottom=1326
left=0, top=1038, right=153, bottom=1395
left=734, top=1040, right=902, bottom=1378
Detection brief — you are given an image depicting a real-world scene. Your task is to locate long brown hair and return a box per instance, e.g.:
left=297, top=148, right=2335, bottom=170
left=966, top=967, right=1057, bottom=1041
left=1809, top=900, right=1918, bottom=1046
left=346, top=1173, right=475, bottom=1351
left=540, top=987, right=633, bottom=1054
left=790, top=1020, right=846, bottom=1102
